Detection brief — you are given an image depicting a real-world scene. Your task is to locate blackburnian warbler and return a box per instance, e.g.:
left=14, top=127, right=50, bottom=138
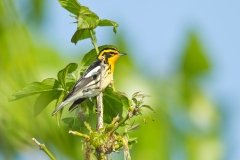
left=52, top=46, right=126, bottom=115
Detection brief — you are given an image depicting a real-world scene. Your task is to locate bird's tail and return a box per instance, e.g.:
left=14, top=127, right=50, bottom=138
left=52, top=100, right=69, bottom=116
left=68, top=98, right=86, bottom=112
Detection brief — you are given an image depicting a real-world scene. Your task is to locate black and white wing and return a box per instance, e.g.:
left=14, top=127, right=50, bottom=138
left=52, top=60, right=102, bottom=115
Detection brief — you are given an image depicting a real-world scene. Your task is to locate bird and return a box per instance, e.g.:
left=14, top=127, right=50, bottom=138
left=52, top=46, right=126, bottom=116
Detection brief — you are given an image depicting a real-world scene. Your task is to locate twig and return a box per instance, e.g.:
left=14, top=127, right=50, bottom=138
left=110, top=107, right=139, bottom=135
left=96, top=58, right=104, bottom=131
left=84, top=121, right=93, bottom=133
left=96, top=92, right=104, bottom=131
left=32, top=138, right=56, bottom=160
left=69, top=130, right=90, bottom=139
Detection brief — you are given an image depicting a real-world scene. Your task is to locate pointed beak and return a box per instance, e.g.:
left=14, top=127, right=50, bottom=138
left=119, top=52, right=127, bottom=56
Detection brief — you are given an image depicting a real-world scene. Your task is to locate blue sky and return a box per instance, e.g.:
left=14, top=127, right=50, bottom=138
left=17, top=1, right=240, bottom=159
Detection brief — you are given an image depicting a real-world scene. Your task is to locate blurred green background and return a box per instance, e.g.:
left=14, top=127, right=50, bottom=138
left=1, top=0, right=239, bottom=160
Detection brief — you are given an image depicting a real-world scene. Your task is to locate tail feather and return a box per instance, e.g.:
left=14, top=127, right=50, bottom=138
left=52, top=100, right=69, bottom=116
left=69, top=98, right=86, bottom=112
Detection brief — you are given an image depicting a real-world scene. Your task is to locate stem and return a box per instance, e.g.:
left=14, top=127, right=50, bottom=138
left=32, top=138, right=56, bottom=160
left=110, top=107, right=139, bottom=134
left=90, top=29, right=99, bottom=54
left=84, top=121, right=93, bottom=133
left=96, top=92, right=104, bottom=131
left=69, top=130, right=90, bottom=139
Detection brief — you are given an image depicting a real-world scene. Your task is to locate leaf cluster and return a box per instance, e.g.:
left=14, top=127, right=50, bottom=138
left=58, top=0, right=118, bottom=44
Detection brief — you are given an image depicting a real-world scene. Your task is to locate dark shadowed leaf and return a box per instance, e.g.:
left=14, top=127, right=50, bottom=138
left=71, top=29, right=92, bottom=44
left=116, top=92, right=132, bottom=110
left=34, top=90, right=62, bottom=117
left=77, top=101, right=91, bottom=123
left=62, top=116, right=81, bottom=128
left=103, top=87, right=123, bottom=124
left=57, top=63, right=78, bottom=88
left=98, top=19, right=118, bottom=34
left=8, top=78, right=63, bottom=101
left=58, top=0, right=81, bottom=16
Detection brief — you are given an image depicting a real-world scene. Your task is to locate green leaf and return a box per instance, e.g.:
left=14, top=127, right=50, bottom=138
left=71, top=29, right=92, bottom=44
left=66, top=81, right=75, bottom=91
left=128, top=137, right=138, bottom=149
left=55, top=91, right=66, bottom=126
left=126, top=124, right=141, bottom=132
left=58, top=0, right=81, bottom=16
left=77, top=6, right=99, bottom=30
left=57, top=63, right=78, bottom=88
left=34, top=90, right=62, bottom=117
left=90, top=132, right=108, bottom=148
left=116, top=92, right=132, bottom=110
left=77, top=101, right=90, bottom=123
left=105, top=124, right=115, bottom=133
left=132, top=91, right=141, bottom=99
left=141, top=104, right=155, bottom=112
left=103, top=87, right=123, bottom=124
left=181, top=32, right=210, bottom=78
left=62, top=116, right=80, bottom=128
left=98, top=19, right=118, bottom=34
left=80, top=47, right=98, bottom=70
left=9, top=78, right=63, bottom=101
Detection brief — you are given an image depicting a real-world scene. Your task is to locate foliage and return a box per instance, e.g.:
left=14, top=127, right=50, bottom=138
left=58, top=0, right=118, bottom=44
left=1, top=0, right=222, bottom=160
left=8, top=0, right=153, bottom=159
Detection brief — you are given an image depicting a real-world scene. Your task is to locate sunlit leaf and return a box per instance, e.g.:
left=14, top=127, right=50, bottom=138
left=66, top=81, right=75, bottom=92
left=71, top=29, right=92, bottom=44
left=58, top=0, right=81, bottom=16
left=57, top=63, right=78, bottom=88
left=90, top=132, right=108, bottom=148
left=78, top=6, right=99, bottom=30
left=34, top=90, right=62, bottom=117
left=8, top=78, right=63, bottom=101
left=98, top=19, right=118, bottom=34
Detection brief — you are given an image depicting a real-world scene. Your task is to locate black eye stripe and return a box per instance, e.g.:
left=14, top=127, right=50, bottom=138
left=104, top=52, right=116, bottom=58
